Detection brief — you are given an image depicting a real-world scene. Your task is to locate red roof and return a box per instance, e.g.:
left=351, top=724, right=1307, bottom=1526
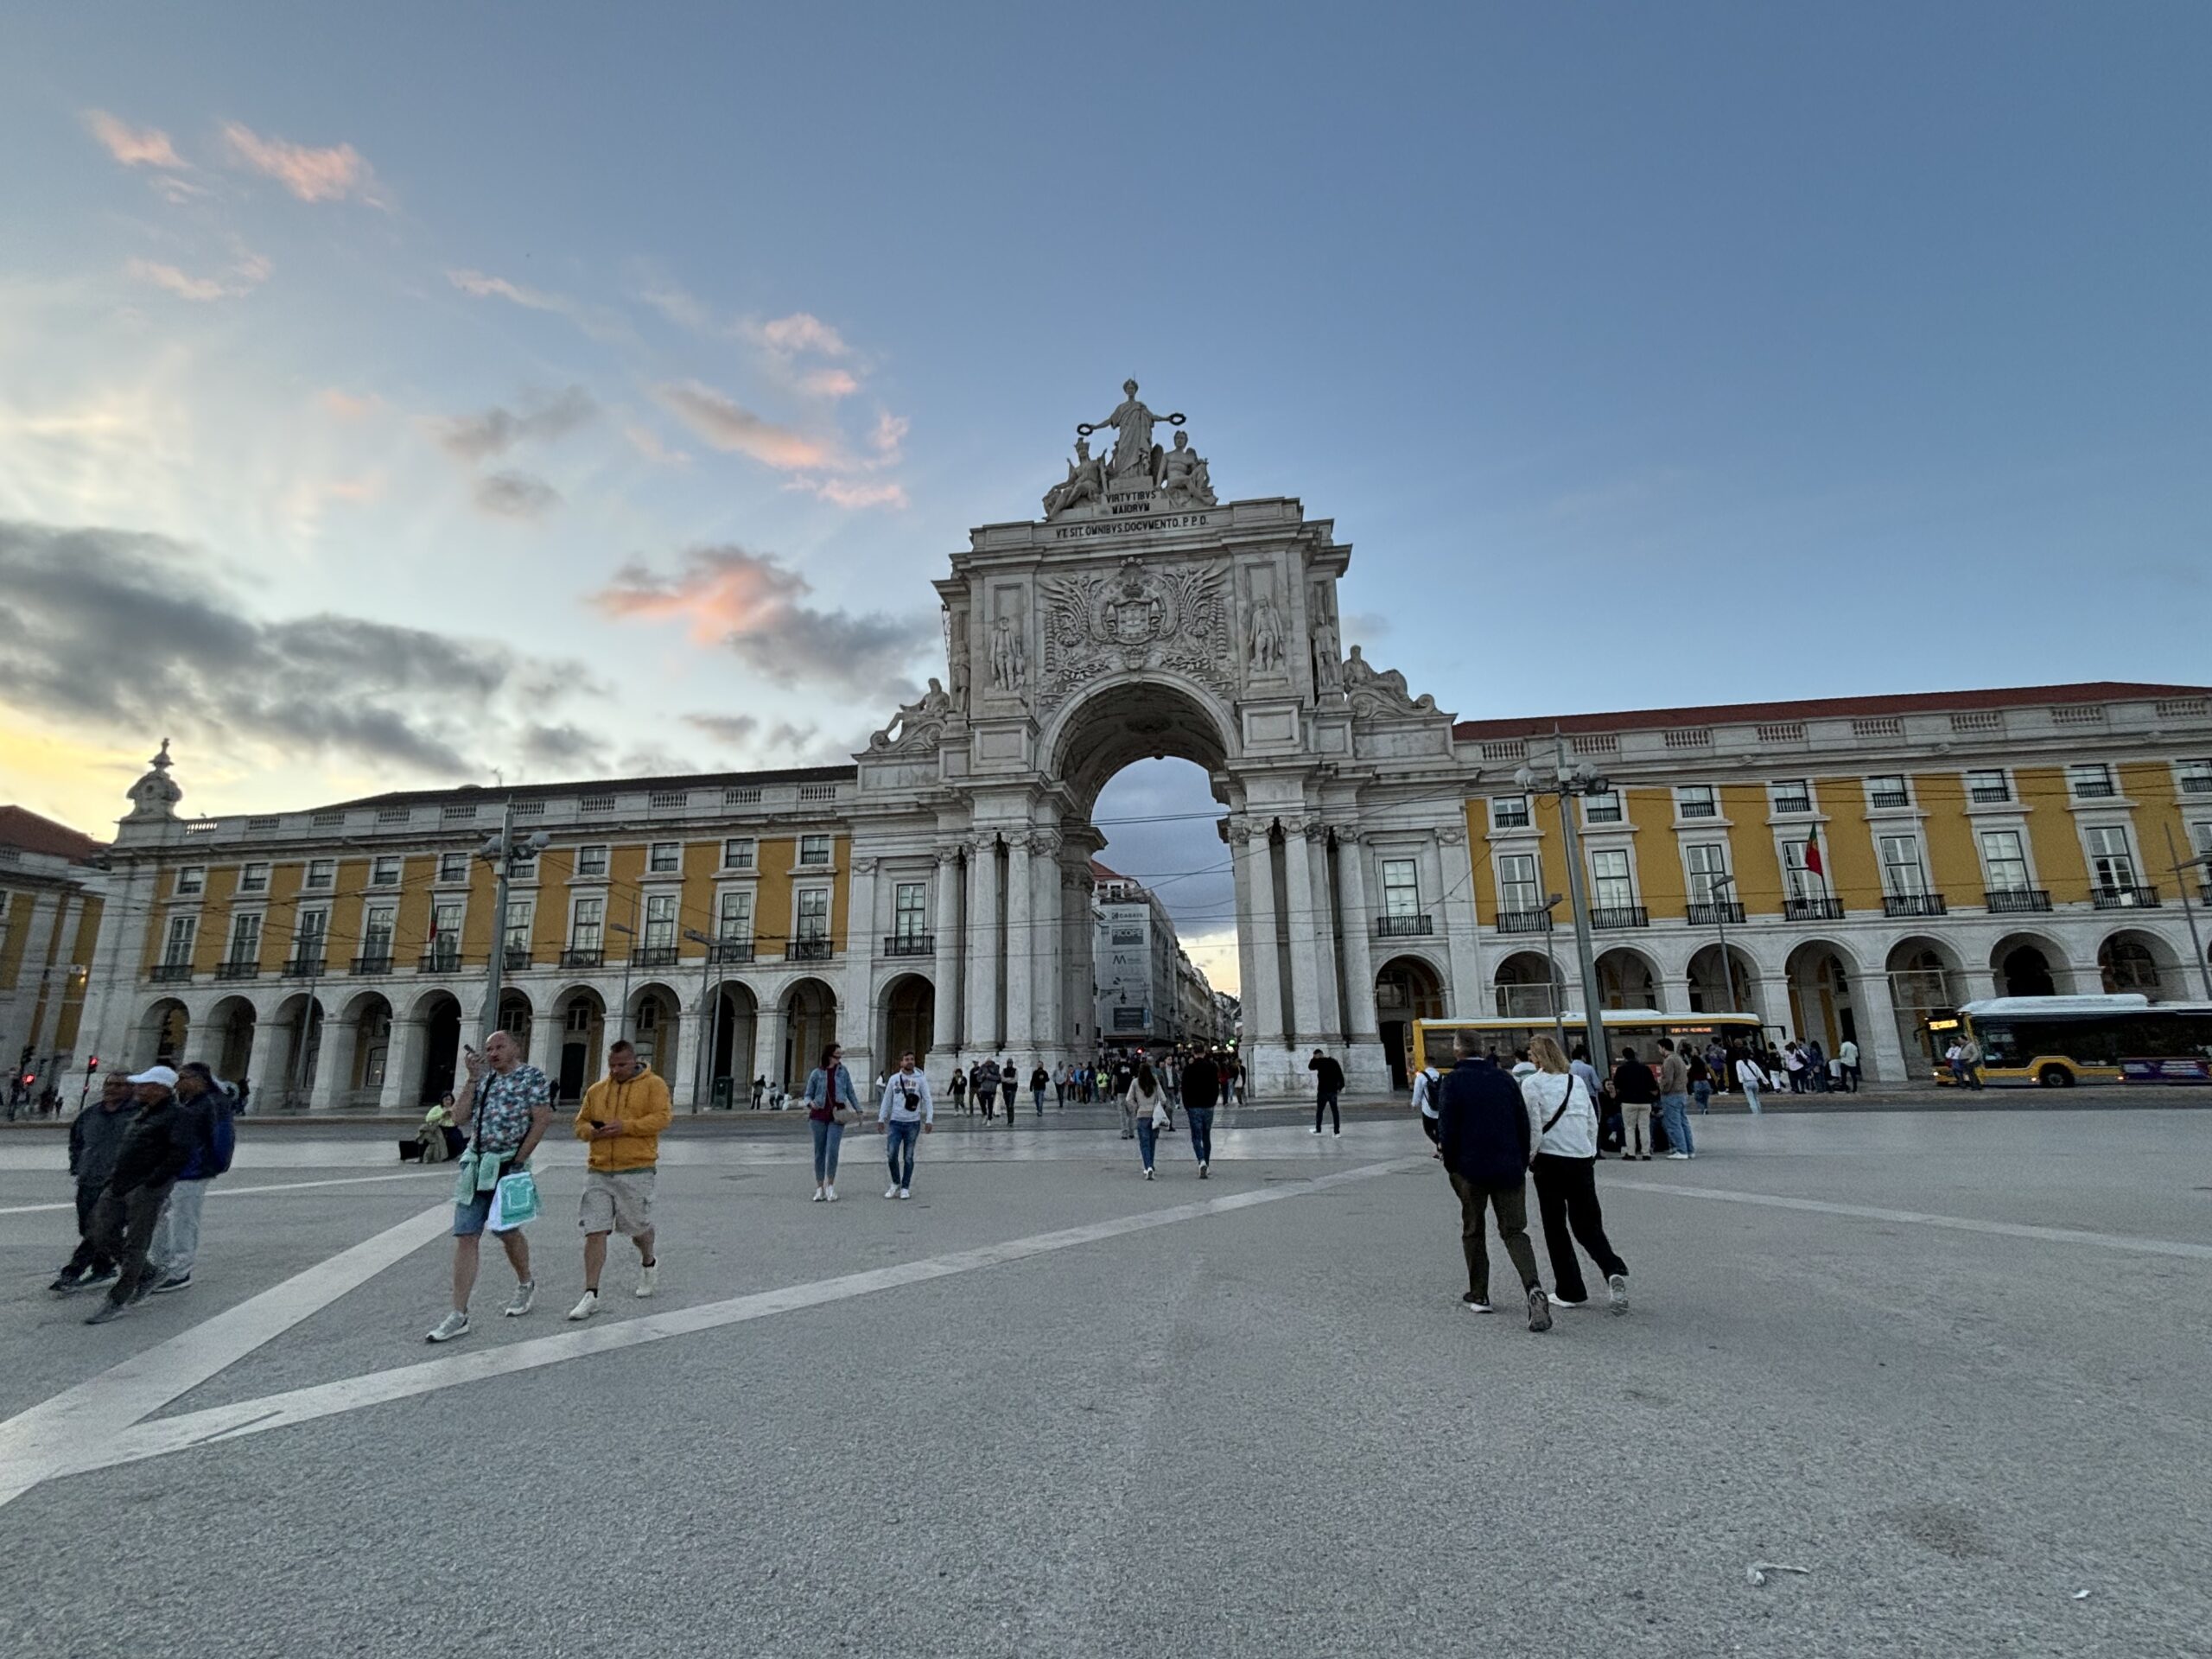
left=1090, top=858, right=1130, bottom=883
left=1452, top=681, right=2212, bottom=741
left=0, top=805, right=106, bottom=864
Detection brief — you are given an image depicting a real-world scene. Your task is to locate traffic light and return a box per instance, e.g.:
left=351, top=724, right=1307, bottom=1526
left=86, top=1056, right=100, bottom=1076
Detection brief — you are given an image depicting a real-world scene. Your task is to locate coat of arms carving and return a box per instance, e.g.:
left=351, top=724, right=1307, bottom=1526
left=1036, top=556, right=1230, bottom=716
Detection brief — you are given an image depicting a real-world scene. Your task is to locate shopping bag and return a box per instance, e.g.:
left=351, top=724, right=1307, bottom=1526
left=486, top=1169, right=540, bottom=1232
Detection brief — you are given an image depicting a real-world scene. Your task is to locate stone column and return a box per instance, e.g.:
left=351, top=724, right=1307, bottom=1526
left=1029, top=833, right=1063, bottom=1064
left=1280, top=822, right=1326, bottom=1046
left=843, top=857, right=879, bottom=1085
left=963, top=834, right=1001, bottom=1054
left=1298, top=821, right=1344, bottom=1045
left=1062, top=863, right=1091, bottom=1053
left=931, top=846, right=962, bottom=1065
left=757, top=1001, right=788, bottom=1094
left=1233, top=823, right=1285, bottom=1047
left=1436, top=825, right=1484, bottom=1019
left=242, top=1002, right=282, bottom=1110
left=1004, top=834, right=1035, bottom=1053
left=1659, top=976, right=1693, bottom=1014
left=381, top=1017, right=426, bottom=1112
left=671, top=1003, right=706, bottom=1114
left=309, top=1008, right=353, bottom=1112
left=1851, top=969, right=1907, bottom=1084
left=1335, top=831, right=1380, bottom=1043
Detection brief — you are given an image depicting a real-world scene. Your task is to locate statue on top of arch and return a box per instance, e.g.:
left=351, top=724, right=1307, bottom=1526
left=1042, top=378, right=1215, bottom=518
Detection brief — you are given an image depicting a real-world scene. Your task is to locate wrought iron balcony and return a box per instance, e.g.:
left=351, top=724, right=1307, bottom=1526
left=1984, top=888, right=2051, bottom=913
left=1870, top=791, right=1910, bottom=809
left=503, top=946, right=534, bottom=972
left=1374, top=913, right=1433, bottom=938
left=884, top=933, right=935, bottom=957
left=417, top=948, right=462, bottom=975
left=560, top=946, right=606, bottom=969
left=2093, top=885, right=2161, bottom=910
left=1883, top=893, right=1948, bottom=918
left=631, top=945, right=679, bottom=969
left=785, top=938, right=834, bottom=963
left=1784, top=898, right=1847, bottom=922
left=213, top=959, right=262, bottom=980
left=149, top=962, right=194, bottom=984
left=1686, top=901, right=1745, bottom=926
left=1589, top=906, right=1649, bottom=930
left=1495, top=908, right=1554, bottom=935
left=1969, top=785, right=2012, bottom=804
left=283, top=956, right=328, bottom=977
left=350, top=953, right=392, bottom=976
left=709, top=938, right=755, bottom=964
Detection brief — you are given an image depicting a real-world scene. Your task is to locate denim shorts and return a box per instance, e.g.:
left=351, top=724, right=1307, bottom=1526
left=452, top=1158, right=514, bottom=1236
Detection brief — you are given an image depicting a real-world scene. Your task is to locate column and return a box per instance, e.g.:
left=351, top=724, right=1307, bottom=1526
left=843, top=857, right=879, bottom=1084
left=1851, top=968, right=1907, bottom=1084
left=1234, top=823, right=1285, bottom=1045
left=963, top=835, right=1001, bottom=1053
left=1062, top=863, right=1090, bottom=1053
left=309, top=1007, right=353, bottom=1112
left=1029, top=834, right=1063, bottom=1063
left=1659, top=976, right=1693, bottom=1014
left=758, top=1001, right=788, bottom=1093
left=1004, top=834, right=1035, bottom=1053
left=381, top=1017, right=426, bottom=1112
left=931, top=846, right=962, bottom=1063
left=1437, top=826, right=1484, bottom=1019
left=1335, top=832, right=1380, bottom=1042
left=1280, top=822, right=1326, bottom=1046
left=671, top=1007, right=706, bottom=1114
left=1300, top=822, right=1344, bottom=1044
left=243, top=1001, right=281, bottom=1110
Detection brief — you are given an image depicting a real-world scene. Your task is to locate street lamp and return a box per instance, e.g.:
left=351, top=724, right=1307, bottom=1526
left=477, top=805, right=551, bottom=1047
left=683, top=925, right=719, bottom=1114
left=1540, top=893, right=1567, bottom=1048
left=607, top=916, right=638, bottom=1044
left=1707, top=872, right=1744, bottom=1014
left=2164, top=824, right=2212, bottom=1000
left=1516, top=740, right=1614, bottom=1070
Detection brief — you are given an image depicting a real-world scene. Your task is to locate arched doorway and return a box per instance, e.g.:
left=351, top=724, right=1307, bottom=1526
left=336, top=991, right=393, bottom=1109
left=269, top=991, right=325, bottom=1112
left=783, top=977, right=838, bottom=1091
left=414, top=991, right=463, bottom=1106
left=1787, top=939, right=1863, bottom=1055
left=2099, top=930, right=2178, bottom=1001
left=706, top=980, right=759, bottom=1106
left=1991, top=933, right=2067, bottom=999
left=553, top=986, right=606, bottom=1103
left=628, top=982, right=682, bottom=1082
left=497, top=988, right=535, bottom=1060
left=137, top=998, right=191, bottom=1070
left=1374, top=955, right=1445, bottom=1089
left=1491, top=950, right=1561, bottom=1020
left=1594, top=948, right=1660, bottom=1012
left=207, top=996, right=255, bottom=1083
left=881, top=974, right=934, bottom=1071
left=1687, top=944, right=1761, bottom=1017
left=1883, top=937, right=1961, bottom=1072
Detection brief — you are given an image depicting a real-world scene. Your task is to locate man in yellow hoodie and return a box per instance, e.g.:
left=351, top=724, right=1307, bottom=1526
left=567, top=1039, right=671, bottom=1320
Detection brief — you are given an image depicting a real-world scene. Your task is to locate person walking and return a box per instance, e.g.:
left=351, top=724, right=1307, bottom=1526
left=1054, top=1062, right=1069, bottom=1109
left=1686, top=1045, right=1714, bottom=1116
left=1611, top=1047, right=1658, bottom=1160
left=1308, top=1048, right=1344, bottom=1136
left=799, top=1042, right=859, bottom=1202
left=876, top=1051, right=933, bottom=1198
left=1703, top=1039, right=1729, bottom=1095
left=1128, top=1059, right=1170, bottom=1179
left=1030, top=1060, right=1050, bottom=1118
left=1734, top=1048, right=1770, bottom=1115
left=1838, top=1037, right=1860, bottom=1093
left=566, top=1039, right=670, bottom=1320
left=50, top=1074, right=133, bottom=1294
left=1180, top=1049, right=1219, bottom=1178
left=998, top=1055, right=1019, bottom=1122
left=1434, top=1032, right=1550, bottom=1332
left=1655, top=1039, right=1694, bottom=1160
left=1959, top=1033, right=1984, bottom=1090
left=146, top=1060, right=235, bottom=1294
left=81, top=1066, right=196, bottom=1324
left=427, top=1030, right=553, bottom=1344
left=1521, top=1036, right=1631, bottom=1313
left=973, top=1056, right=997, bottom=1121
left=1783, top=1041, right=1808, bottom=1094
left=949, top=1063, right=968, bottom=1116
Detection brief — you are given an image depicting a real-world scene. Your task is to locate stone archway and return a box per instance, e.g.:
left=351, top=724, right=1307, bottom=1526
left=2099, top=929, right=2180, bottom=1001
left=881, top=973, right=934, bottom=1071
left=267, top=991, right=325, bottom=1112
left=1788, top=938, right=1865, bottom=1055
left=705, top=980, right=760, bottom=1106
left=1374, top=954, right=1445, bottom=1090
left=410, top=989, right=465, bottom=1109
left=1991, top=932, right=2069, bottom=998
left=783, top=977, right=838, bottom=1092
left=552, top=986, right=605, bottom=1103
left=1491, top=950, right=1562, bottom=1019
left=1882, top=936, right=1961, bottom=1071
left=628, top=981, right=683, bottom=1082
left=1594, top=947, right=1661, bottom=1012
left=1687, top=943, right=1762, bottom=1018
left=138, top=997, right=191, bottom=1070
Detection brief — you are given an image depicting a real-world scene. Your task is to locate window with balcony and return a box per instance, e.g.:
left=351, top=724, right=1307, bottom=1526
left=175, top=865, right=205, bottom=897
left=1376, top=858, right=1429, bottom=935
left=2085, top=825, right=2144, bottom=904
left=504, top=899, right=534, bottom=966
left=358, top=905, right=395, bottom=971
left=575, top=844, right=609, bottom=878
left=371, top=855, right=402, bottom=887
left=1878, top=834, right=1929, bottom=897
left=1770, top=780, right=1814, bottom=815
left=2068, top=763, right=2116, bottom=799
left=1684, top=842, right=1732, bottom=907
left=889, top=882, right=930, bottom=954
left=305, top=858, right=334, bottom=890
left=423, top=903, right=462, bottom=971
left=1490, top=796, right=1531, bottom=831
left=293, top=906, right=329, bottom=960
left=1978, top=830, right=2047, bottom=912
left=799, top=834, right=832, bottom=867
left=570, top=896, right=605, bottom=952
left=1966, top=769, right=2012, bottom=804
left=637, top=893, right=677, bottom=963
left=1497, top=853, right=1541, bottom=915
left=239, top=862, right=270, bottom=894
left=1589, top=849, right=1635, bottom=910
left=647, top=842, right=681, bottom=874
left=1583, top=791, right=1624, bottom=825
left=226, top=911, right=263, bottom=966
left=797, top=887, right=830, bottom=939
left=438, top=851, right=469, bottom=884
left=1782, top=838, right=1821, bottom=901
left=1675, top=785, right=1717, bottom=820
left=718, top=889, right=753, bottom=939
left=2177, top=759, right=2212, bottom=797
left=722, top=837, right=756, bottom=871
left=160, top=915, right=197, bottom=975
left=1866, top=775, right=1910, bottom=810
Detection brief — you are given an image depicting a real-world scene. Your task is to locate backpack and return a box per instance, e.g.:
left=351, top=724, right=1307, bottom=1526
left=210, top=1088, right=238, bottom=1175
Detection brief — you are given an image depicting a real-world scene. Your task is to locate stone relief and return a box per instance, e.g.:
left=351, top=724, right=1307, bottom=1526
left=988, top=614, right=1027, bottom=693
left=868, top=677, right=955, bottom=754
left=1341, top=644, right=1439, bottom=718
left=1248, top=590, right=1286, bottom=675
left=1035, top=555, right=1230, bottom=718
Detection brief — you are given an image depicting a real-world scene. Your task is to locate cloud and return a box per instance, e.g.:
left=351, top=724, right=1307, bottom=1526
left=868, top=409, right=908, bottom=462
left=83, top=110, right=186, bottom=169
left=592, top=543, right=928, bottom=702
left=474, top=470, right=562, bottom=519
left=1341, top=611, right=1391, bottom=644
left=220, top=121, right=384, bottom=205
left=798, top=368, right=860, bottom=400
left=757, top=313, right=849, bottom=358
left=0, top=518, right=596, bottom=778
left=790, top=477, right=908, bottom=510
left=434, top=385, right=597, bottom=461
left=683, top=713, right=760, bottom=747
left=447, top=268, right=629, bottom=343
left=318, top=389, right=379, bottom=420
left=621, top=422, right=688, bottom=466
left=124, top=248, right=270, bottom=302
left=520, top=723, right=602, bottom=769
left=652, top=380, right=838, bottom=471
left=681, top=713, right=841, bottom=765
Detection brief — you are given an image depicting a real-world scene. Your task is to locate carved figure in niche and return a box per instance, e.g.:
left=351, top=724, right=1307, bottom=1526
left=1042, top=437, right=1107, bottom=519
left=1249, top=592, right=1285, bottom=674
left=1311, top=609, right=1342, bottom=692
left=1341, top=644, right=1438, bottom=713
left=1080, top=378, right=1184, bottom=481
left=1157, top=429, right=1216, bottom=509
left=946, top=608, right=970, bottom=713
left=989, top=614, right=1027, bottom=692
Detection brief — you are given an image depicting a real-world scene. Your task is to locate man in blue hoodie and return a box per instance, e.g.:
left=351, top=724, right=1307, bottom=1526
left=1435, top=1030, right=1550, bottom=1332
left=147, top=1061, right=233, bottom=1294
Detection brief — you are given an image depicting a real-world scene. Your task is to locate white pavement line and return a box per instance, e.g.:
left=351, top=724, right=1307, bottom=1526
left=0, top=1201, right=454, bottom=1509
left=0, top=1170, right=448, bottom=1217
left=21, top=1155, right=1430, bottom=1491
left=1609, top=1179, right=2212, bottom=1261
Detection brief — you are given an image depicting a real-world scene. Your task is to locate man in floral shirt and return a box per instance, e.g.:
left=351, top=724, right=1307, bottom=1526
left=427, top=1028, right=552, bottom=1344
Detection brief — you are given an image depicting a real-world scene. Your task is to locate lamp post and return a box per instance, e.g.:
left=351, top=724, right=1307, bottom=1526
left=1516, top=739, right=1613, bottom=1070
left=1707, top=872, right=1743, bottom=1014
left=476, top=801, right=550, bottom=1047
left=683, top=926, right=717, bottom=1113
left=1541, top=893, right=1567, bottom=1048
left=2164, top=824, right=2212, bottom=1000
left=608, top=915, right=638, bottom=1044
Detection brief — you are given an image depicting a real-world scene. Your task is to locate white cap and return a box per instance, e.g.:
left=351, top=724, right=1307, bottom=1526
left=127, top=1065, right=180, bottom=1087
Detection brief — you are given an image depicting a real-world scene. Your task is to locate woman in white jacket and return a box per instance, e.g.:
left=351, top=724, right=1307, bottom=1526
left=1520, top=1035, right=1630, bottom=1313
left=1127, top=1060, right=1170, bottom=1179
left=1733, top=1051, right=1769, bottom=1116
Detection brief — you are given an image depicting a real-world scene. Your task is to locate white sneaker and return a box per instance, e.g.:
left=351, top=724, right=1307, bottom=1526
left=636, top=1262, right=658, bottom=1298
left=1607, top=1273, right=1630, bottom=1315
left=1144, top=1167, right=1154, bottom=1180
left=1668, top=1151, right=1691, bottom=1160
left=1311, top=1128, right=1322, bottom=1135
left=825, top=1185, right=838, bottom=1201
left=812, top=1188, right=826, bottom=1202
left=1548, top=1292, right=1588, bottom=1309
left=503, top=1280, right=536, bottom=1318
left=898, top=1187, right=911, bottom=1200
left=426, top=1309, right=471, bottom=1343
left=566, top=1290, right=600, bottom=1322
left=1332, top=1129, right=1341, bottom=1136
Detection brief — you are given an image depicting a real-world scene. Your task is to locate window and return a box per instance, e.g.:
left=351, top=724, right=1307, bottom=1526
left=1979, top=830, right=2031, bottom=893
left=1866, top=775, right=1910, bottom=810
left=1878, top=833, right=1929, bottom=897
left=570, top=896, right=605, bottom=950
left=175, top=866, right=205, bottom=897
left=2085, top=825, right=2137, bottom=891
left=799, top=834, right=832, bottom=867
left=510, top=845, right=537, bottom=880
left=721, top=837, right=756, bottom=871
left=1675, top=785, right=1717, bottom=820
left=1380, top=858, right=1421, bottom=917
left=644, top=893, right=677, bottom=950
left=1782, top=839, right=1820, bottom=899
left=162, top=915, right=197, bottom=966
left=371, top=855, right=402, bottom=887
left=239, top=862, right=270, bottom=894
left=1684, top=843, right=1731, bottom=905
left=575, top=844, right=609, bottom=878
left=363, top=905, right=396, bottom=955
left=226, top=912, right=262, bottom=963
left=429, top=902, right=462, bottom=954
left=1497, top=854, right=1541, bottom=913
left=1490, top=797, right=1530, bottom=831
left=438, top=851, right=469, bottom=884
left=504, top=899, right=534, bottom=952
left=2069, top=763, right=2115, bottom=799
left=1583, top=791, right=1624, bottom=825
left=305, top=858, right=334, bottom=890
left=295, top=907, right=329, bottom=953
left=796, top=887, right=830, bottom=941
left=648, top=842, right=681, bottom=874
left=1588, top=849, right=1635, bottom=910
left=1770, top=779, right=1813, bottom=815
left=893, top=881, right=927, bottom=943
left=717, top=889, right=754, bottom=940
left=1966, top=769, right=2011, bottom=804
left=2178, top=759, right=2212, bottom=797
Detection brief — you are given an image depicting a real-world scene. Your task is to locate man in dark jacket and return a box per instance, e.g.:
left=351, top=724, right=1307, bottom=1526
left=1308, top=1049, right=1345, bottom=1135
left=51, top=1076, right=135, bottom=1292
left=1180, top=1051, right=1220, bottom=1177
left=148, top=1061, right=233, bottom=1294
left=1435, top=1032, right=1550, bottom=1332
left=84, top=1066, right=197, bottom=1324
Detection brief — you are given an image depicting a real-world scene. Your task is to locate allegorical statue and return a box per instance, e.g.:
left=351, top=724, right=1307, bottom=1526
left=1042, top=436, right=1107, bottom=519
left=1311, top=608, right=1342, bottom=692
left=989, top=614, right=1027, bottom=692
left=1249, top=592, right=1285, bottom=674
left=1157, top=429, right=1216, bottom=509
left=1081, top=378, right=1184, bottom=481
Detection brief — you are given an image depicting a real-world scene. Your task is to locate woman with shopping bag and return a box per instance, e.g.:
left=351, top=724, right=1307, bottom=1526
left=1128, top=1060, right=1172, bottom=1180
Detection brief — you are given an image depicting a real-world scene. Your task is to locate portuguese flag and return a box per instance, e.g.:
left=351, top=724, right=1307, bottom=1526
left=1803, top=825, right=1825, bottom=879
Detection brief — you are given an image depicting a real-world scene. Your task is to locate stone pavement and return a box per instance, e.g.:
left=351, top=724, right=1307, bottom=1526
left=0, top=1107, right=2207, bottom=1657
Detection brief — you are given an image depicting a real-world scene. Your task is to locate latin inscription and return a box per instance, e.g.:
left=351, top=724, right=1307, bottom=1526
left=1053, top=512, right=1211, bottom=542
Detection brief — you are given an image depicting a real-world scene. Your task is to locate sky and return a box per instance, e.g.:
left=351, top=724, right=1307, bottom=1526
left=3, top=3, right=2207, bottom=998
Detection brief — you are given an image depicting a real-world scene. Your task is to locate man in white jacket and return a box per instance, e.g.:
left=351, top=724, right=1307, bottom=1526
left=875, top=1052, right=934, bottom=1199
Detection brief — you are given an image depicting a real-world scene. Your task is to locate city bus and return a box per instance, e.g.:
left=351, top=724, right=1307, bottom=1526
left=1411, top=1010, right=1772, bottom=1077
left=1925, top=996, right=2212, bottom=1088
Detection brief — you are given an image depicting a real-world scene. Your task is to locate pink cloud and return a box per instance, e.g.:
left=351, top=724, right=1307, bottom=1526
left=758, top=313, right=849, bottom=357
left=318, top=389, right=378, bottom=420
left=126, top=258, right=231, bottom=302
left=622, top=422, right=689, bottom=466
left=448, top=268, right=628, bottom=342
left=869, top=410, right=910, bottom=462
left=798, top=367, right=861, bottom=400
left=84, top=110, right=186, bottom=169
left=652, top=380, right=837, bottom=471
left=793, top=477, right=909, bottom=511
left=220, top=121, right=383, bottom=205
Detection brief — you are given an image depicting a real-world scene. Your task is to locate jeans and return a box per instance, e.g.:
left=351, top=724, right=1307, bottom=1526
left=1658, top=1093, right=1694, bottom=1156
left=1621, top=1103, right=1652, bottom=1158
left=92, top=1181, right=173, bottom=1305
left=150, top=1177, right=209, bottom=1277
left=62, top=1184, right=117, bottom=1278
left=1742, top=1080, right=1763, bottom=1115
left=1185, top=1105, right=1214, bottom=1166
left=1446, top=1173, right=1541, bottom=1304
left=1033, top=1088, right=1046, bottom=1117
left=810, top=1118, right=844, bottom=1184
left=1001, top=1086, right=1017, bottom=1117
left=1529, top=1154, right=1628, bottom=1302
left=1691, top=1079, right=1712, bottom=1114
left=1135, top=1119, right=1157, bottom=1170
left=1315, top=1090, right=1340, bottom=1133
left=885, top=1118, right=919, bottom=1188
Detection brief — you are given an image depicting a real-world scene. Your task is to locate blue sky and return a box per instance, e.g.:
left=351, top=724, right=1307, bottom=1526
left=3, top=3, right=2206, bottom=988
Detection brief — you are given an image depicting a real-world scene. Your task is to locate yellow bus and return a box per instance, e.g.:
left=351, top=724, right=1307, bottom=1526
left=1925, top=996, right=2212, bottom=1088
left=1411, top=1010, right=1771, bottom=1077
